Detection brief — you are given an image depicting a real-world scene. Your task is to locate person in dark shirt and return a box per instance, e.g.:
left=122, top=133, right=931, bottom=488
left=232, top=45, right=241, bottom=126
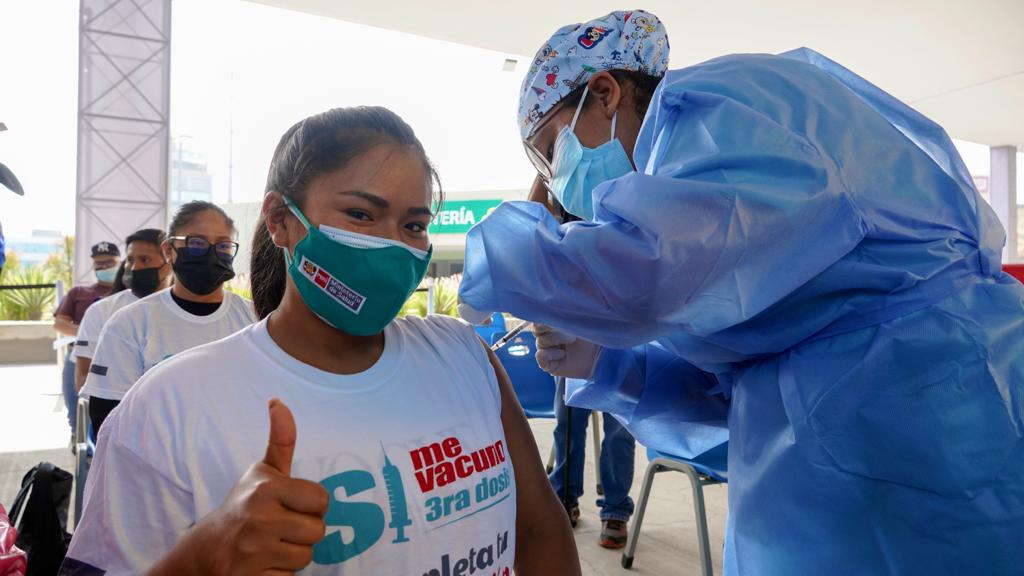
left=53, top=241, right=120, bottom=437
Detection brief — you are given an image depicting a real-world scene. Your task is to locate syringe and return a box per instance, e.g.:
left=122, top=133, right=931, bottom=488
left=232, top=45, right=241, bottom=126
left=490, top=321, right=533, bottom=352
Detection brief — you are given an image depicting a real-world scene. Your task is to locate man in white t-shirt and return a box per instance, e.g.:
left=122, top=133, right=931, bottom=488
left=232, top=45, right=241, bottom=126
left=81, top=286, right=255, bottom=433
left=73, top=228, right=173, bottom=395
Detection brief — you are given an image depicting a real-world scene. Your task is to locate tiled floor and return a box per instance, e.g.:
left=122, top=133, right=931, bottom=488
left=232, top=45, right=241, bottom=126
left=0, top=362, right=728, bottom=574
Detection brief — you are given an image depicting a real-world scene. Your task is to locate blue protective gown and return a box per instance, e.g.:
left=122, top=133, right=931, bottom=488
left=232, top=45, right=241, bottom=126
left=460, top=48, right=1024, bottom=574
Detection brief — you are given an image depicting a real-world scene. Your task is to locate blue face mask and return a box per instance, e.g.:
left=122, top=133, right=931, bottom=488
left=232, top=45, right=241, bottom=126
left=549, top=85, right=635, bottom=220
left=95, top=267, right=117, bottom=284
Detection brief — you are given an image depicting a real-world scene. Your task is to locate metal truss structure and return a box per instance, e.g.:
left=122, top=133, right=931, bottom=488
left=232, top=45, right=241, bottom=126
left=75, top=0, right=170, bottom=282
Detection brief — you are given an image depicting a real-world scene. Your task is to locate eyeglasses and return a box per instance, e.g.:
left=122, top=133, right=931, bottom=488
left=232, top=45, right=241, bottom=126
left=522, top=96, right=576, bottom=190
left=523, top=140, right=553, bottom=190
left=169, top=235, right=239, bottom=261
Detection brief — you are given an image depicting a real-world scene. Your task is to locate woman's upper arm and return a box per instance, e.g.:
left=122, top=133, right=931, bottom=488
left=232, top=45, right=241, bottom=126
left=482, top=341, right=581, bottom=576
left=483, top=342, right=559, bottom=523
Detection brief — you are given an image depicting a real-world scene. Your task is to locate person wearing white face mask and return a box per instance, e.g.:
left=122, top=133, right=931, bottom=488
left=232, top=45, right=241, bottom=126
left=458, top=8, right=1024, bottom=575
left=544, top=84, right=635, bottom=222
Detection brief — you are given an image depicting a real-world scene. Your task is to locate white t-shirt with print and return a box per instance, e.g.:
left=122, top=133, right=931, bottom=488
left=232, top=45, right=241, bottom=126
left=65, top=315, right=516, bottom=576
left=72, top=290, right=138, bottom=361
left=80, top=288, right=256, bottom=401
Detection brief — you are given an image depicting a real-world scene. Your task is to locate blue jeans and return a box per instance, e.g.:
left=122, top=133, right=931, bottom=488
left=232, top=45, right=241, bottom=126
left=549, top=378, right=635, bottom=521
left=62, top=349, right=77, bottom=434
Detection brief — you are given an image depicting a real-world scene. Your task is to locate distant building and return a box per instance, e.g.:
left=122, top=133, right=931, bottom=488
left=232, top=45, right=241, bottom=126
left=5, top=230, right=64, bottom=267
left=170, top=138, right=213, bottom=213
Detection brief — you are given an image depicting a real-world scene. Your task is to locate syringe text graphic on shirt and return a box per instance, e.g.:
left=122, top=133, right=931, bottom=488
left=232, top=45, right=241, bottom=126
left=313, top=446, right=412, bottom=565
left=409, top=436, right=506, bottom=493
left=383, top=446, right=413, bottom=543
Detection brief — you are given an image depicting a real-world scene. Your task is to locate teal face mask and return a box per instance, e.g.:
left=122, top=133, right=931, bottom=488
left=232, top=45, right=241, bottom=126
left=283, top=198, right=432, bottom=336
left=549, top=85, right=634, bottom=220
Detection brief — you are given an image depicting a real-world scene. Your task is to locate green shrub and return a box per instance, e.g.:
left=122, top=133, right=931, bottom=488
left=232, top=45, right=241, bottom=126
left=400, top=273, right=461, bottom=318
left=0, top=266, right=57, bottom=321
left=224, top=275, right=252, bottom=300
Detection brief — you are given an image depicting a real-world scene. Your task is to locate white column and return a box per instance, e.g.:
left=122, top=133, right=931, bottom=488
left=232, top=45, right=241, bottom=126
left=990, top=146, right=1018, bottom=263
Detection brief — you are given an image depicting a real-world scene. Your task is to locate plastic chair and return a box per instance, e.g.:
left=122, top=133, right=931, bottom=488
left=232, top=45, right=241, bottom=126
left=73, top=397, right=96, bottom=527
left=472, top=312, right=507, bottom=346
left=622, top=443, right=728, bottom=576
left=490, top=330, right=603, bottom=492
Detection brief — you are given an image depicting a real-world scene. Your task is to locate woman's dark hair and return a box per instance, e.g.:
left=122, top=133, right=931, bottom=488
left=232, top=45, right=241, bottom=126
left=251, top=106, right=443, bottom=319
left=168, top=200, right=235, bottom=237
left=110, top=260, right=128, bottom=294
left=559, top=69, right=663, bottom=122
left=125, top=228, right=167, bottom=249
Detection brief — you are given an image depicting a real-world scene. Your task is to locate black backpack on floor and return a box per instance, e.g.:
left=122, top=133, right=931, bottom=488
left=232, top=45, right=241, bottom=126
left=8, top=462, right=73, bottom=576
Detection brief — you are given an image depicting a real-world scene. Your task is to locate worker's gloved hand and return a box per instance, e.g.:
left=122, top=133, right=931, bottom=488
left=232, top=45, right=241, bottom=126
left=533, top=324, right=602, bottom=379
left=457, top=301, right=494, bottom=325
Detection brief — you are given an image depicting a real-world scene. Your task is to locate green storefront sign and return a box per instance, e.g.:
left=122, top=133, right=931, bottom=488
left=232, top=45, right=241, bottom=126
left=429, top=200, right=503, bottom=234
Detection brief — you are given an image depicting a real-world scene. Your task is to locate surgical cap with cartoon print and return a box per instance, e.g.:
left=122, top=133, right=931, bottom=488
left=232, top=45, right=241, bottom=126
left=517, top=9, right=670, bottom=140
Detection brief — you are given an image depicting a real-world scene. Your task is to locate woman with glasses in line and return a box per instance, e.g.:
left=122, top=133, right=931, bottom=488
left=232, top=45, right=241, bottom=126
left=81, top=200, right=256, bottom=434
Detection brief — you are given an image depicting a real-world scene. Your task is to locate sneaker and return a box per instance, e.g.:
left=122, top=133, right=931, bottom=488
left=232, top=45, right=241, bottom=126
left=599, top=519, right=628, bottom=549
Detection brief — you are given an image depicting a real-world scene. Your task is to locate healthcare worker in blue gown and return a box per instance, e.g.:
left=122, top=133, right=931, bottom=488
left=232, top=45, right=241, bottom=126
left=458, top=9, right=1024, bottom=576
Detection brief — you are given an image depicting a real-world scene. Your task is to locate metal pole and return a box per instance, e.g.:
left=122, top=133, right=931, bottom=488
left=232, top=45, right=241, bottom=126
left=991, top=146, right=1019, bottom=262
left=559, top=376, right=575, bottom=524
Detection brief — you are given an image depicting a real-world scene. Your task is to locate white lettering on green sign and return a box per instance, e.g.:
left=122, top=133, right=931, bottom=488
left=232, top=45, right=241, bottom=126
left=430, top=200, right=502, bottom=234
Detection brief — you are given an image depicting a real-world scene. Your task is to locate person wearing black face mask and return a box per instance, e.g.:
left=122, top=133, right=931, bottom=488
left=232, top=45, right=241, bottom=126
left=167, top=233, right=236, bottom=296
left=124, top=229, right=173, bottom=298
left=73, top=228, right=174, bottom=411
left=80, top=202, right=256, bottom=434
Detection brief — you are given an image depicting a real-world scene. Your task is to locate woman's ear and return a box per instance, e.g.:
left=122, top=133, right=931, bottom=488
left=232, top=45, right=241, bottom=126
left=162, top=240, right=175, bottom=265
left=263, top=192, right=293, bottom=248
left=587, top=71, right=622, bottom=120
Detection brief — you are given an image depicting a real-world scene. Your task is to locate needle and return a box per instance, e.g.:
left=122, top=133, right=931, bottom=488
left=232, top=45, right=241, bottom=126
left=490, top=321, right=533, bottom=352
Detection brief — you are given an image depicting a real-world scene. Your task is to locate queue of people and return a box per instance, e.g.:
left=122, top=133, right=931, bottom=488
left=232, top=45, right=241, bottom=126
left=40, top=7, right=1023, bottom=576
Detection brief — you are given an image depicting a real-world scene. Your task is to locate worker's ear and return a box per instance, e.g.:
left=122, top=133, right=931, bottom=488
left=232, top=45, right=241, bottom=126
left=586, top=71, right=622, bottom=121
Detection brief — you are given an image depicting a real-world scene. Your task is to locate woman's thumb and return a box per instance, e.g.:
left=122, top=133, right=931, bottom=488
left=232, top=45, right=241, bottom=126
left=262, top=398, right=297, bottom=476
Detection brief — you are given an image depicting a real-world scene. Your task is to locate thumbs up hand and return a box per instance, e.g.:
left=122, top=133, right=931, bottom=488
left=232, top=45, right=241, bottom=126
left=150, top=399, right=329, bottom=576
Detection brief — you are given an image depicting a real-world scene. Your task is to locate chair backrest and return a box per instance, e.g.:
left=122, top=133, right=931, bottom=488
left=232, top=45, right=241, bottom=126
left=473, top=312, right=507, bottom=344
left=647, top=442, right=728, bottom=482
left=491, top=331, right=557, bottom=419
